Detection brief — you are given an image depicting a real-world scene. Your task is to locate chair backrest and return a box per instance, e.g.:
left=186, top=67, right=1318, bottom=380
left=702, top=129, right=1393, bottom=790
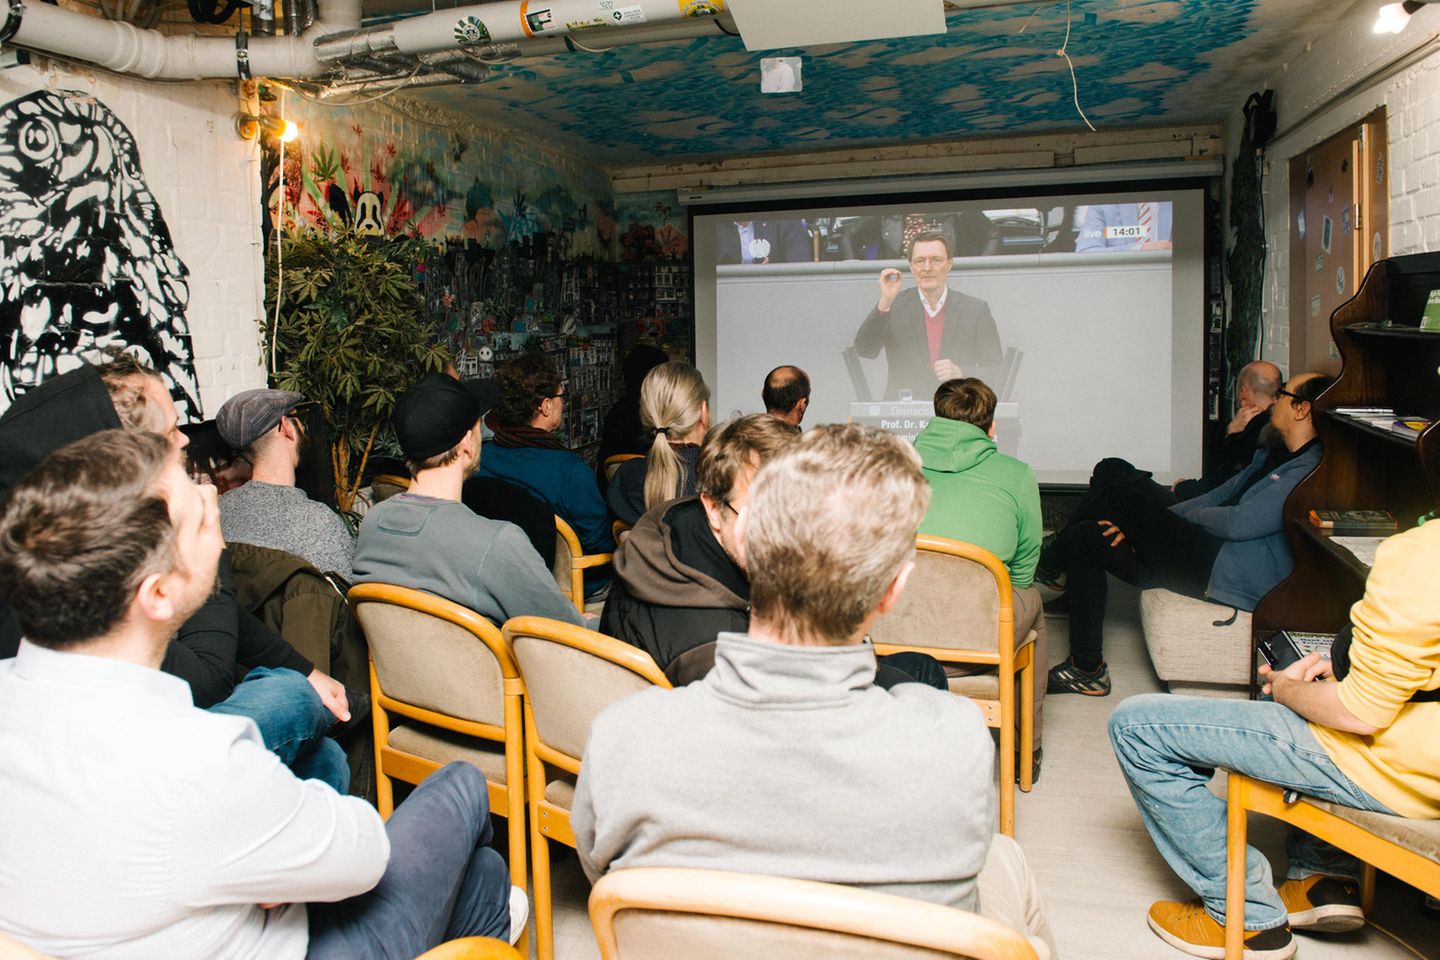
left=553, top=516, right=580, bottom=599
left=590, top=868, right=1039, bottom=960
left=604, top=453, right=643, bottom=483
left=867, top=536, right=1012, bottom=660
left=503, top=617, right=670, bottom=768
left=348, top=582, right=517, bottom=728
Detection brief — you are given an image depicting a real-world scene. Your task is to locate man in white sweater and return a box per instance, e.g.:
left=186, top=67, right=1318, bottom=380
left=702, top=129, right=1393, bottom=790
left=0, top=430, right=522, bottom=958
left=573, top=423, right=1055, bottom=956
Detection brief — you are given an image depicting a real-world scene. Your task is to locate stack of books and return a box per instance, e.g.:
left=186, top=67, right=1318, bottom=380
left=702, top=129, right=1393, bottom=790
left=1308, top=509, right=1399, bottom=534
left=1390, top=417, right=1432, bottom=440
left=1332, top=406, right=1396, bottom=430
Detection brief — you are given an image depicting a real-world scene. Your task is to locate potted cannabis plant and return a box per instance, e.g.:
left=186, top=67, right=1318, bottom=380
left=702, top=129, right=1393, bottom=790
left=264, top=228, right=449, bottom=512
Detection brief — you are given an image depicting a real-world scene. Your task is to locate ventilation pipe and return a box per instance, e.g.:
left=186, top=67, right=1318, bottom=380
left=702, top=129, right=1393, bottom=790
left=0, top=0, right=361, bottom=79
left=0, top=0, right=727, bottom=81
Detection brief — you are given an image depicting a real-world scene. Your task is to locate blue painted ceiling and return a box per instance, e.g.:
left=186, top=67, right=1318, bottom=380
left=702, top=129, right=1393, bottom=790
left=371, top=0, right=1346, bottom=165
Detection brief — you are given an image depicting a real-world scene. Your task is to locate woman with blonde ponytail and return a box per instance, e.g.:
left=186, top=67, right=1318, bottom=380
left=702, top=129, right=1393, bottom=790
left=607, top=361, right=710, bottom=524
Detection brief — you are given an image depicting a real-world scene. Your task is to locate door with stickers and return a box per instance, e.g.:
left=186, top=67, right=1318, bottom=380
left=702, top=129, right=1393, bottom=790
left=1288, top=109, right=1388, bottom=376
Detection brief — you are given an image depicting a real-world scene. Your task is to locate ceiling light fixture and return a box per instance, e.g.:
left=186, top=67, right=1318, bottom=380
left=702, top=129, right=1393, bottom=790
left=1373, top=0, right=1432, bottom=34
left=235, top=112, right=299, bottom=142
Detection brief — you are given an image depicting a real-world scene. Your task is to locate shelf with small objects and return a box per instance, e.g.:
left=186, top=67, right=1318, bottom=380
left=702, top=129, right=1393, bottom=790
left=1249, top=252, right=1440, bottom=693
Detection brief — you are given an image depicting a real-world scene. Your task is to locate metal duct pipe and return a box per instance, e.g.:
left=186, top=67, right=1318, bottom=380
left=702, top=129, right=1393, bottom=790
left=419, top=51, right=489, bottom=82
left=317, top=70, right=470, bottom=97
left=0, top=0, right=361, bottom=79
left=315, top=0, right=724, bottom=62
left=282, top=0, right=300, bottom=38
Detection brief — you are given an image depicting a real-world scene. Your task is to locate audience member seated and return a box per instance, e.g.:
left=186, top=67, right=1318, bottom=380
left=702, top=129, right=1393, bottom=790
left=600, top=414, right=945, bottom=689
left=478, top=352, right=616, bottom=571
left=762, top=364, right=810, bottom=428
left=1047, top=372, right=1333, bottom=697
left=575, top=424, right=1056, bottom=957
left=1036, top=360, right=1282, bottom=586
left=181, top=419, right=253, bottom=493
left=1109, top=517, right=1440, bottom=960
left=353, top=373, right=584, bottom=627
left=914, top=377, right=1048, bottom=749
left=216, top=388, right=356, bottom=579
left=0, top=430, right=524, bottom=956
left=596, top=344, right=668, bottom=488
left=607, top=361, right=710, bottom=526
left=0, top=357, right=349, bottom=790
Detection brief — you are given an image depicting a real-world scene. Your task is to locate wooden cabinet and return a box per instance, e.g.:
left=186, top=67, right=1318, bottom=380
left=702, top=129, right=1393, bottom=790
left=1251, top=253, right=1440, bottom=670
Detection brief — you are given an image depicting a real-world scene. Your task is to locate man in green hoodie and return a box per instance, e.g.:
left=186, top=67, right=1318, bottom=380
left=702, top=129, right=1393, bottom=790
left=915, top=377, right=1047, bottom=753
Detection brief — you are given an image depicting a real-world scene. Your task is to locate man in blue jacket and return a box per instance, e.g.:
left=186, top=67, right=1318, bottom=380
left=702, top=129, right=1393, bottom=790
left=1047, top=372, right=1332, bottom=696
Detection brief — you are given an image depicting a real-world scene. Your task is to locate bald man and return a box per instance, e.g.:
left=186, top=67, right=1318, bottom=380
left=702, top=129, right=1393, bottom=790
left=1048, top=372, right=1333, bottom=696
left=762, top=365, right=810, bottom=428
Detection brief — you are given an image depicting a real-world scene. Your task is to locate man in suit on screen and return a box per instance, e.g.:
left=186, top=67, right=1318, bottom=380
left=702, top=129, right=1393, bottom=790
left=852, top=231, right=1005, bottom=402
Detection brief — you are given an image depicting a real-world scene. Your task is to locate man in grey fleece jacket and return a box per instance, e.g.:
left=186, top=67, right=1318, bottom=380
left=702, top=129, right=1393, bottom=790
left=573, top=423, right=1055, bottom=956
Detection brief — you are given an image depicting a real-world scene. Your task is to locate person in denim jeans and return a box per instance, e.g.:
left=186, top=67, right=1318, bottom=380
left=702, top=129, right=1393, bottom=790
left=1110, top=519, right=1440, bottom=959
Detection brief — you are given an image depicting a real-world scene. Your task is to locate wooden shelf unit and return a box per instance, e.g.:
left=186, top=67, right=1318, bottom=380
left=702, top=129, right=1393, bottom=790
left=1250, top=253, right=1440, bottom=684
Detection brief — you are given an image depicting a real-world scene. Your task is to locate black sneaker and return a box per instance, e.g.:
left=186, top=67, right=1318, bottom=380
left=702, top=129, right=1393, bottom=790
left=1047, top=656, right=1111, bottom=696
left=1015, top=745, right=1042, bottom=786
left=1278, top=875, right=1364, bottom=933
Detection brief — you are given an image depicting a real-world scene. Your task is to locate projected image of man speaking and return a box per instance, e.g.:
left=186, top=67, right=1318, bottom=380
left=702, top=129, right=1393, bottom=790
left=852, top=231, right=1005, bottom=402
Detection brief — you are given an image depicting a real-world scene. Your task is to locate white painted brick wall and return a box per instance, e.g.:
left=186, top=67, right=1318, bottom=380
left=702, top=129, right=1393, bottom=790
left=0, top=60, right=268, bottom=418
left=1230, top=1, right=1440, bottom=372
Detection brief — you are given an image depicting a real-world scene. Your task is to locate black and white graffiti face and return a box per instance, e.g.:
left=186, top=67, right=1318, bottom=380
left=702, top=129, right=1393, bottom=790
left=0, top=89, right=201, bottom=418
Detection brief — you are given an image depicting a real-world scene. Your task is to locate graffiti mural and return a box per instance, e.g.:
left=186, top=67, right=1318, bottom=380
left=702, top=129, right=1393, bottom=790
left=0, top=89, right=200, bottom=418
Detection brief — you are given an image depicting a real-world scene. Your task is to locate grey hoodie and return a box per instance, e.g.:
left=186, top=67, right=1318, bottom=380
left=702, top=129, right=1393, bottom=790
left=573, top=631, right=997, bottom=911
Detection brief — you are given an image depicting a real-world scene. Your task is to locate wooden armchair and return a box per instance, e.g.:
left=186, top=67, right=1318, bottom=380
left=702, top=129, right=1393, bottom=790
left=590, top=867, right=1040, bottom=960
left=553, top=515, right=612, bottom=614
left=1224, top=773, right=1440, bottom=959
left=347, top=583, right=528, bottom=953
left=867, top=535, right=1038, bottom=837
left=502, top=616, right=671, bottom=960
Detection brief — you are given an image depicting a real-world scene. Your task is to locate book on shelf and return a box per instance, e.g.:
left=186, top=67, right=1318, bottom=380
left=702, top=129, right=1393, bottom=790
left=1333, top=406, right=1395, bottom=414
left=1422, top=289, right=1440, bottom=332
left=1308, top=509, right=1399, bottom=533
left=1390, top=417, right=1432, bottom=439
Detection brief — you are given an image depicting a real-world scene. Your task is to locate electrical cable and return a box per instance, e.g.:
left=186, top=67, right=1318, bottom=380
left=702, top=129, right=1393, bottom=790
left=1056, top=0, right=1095, bottom=132
left=1365, top=919, right=1427, bottom=960
left=270, top=87, right=285, bottom=378
left=288, top=64, right=424, bottom=106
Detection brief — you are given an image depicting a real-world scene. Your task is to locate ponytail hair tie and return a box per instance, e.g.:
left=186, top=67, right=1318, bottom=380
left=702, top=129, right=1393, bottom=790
left=655, top=426, right=670, bottom=436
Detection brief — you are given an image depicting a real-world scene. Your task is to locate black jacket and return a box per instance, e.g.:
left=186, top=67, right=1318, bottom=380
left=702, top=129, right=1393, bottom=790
left=0, top=366, right=311, bottom=703
left=599, top=497, right=748, bottom=672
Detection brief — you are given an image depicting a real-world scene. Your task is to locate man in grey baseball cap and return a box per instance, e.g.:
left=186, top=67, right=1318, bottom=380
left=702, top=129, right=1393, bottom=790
left=215, top=388, right=355, bottom=579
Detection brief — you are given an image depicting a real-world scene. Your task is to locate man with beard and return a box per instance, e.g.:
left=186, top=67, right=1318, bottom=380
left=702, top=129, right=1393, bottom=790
left=1046, top=373, right=1332, bottom=697
left=216, top=389, right=355, bottom=579
left=352, top=373, right=584, bottom=627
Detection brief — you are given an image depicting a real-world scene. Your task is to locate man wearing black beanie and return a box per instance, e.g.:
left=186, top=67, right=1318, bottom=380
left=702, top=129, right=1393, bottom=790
left=352, top=374, right=585, bottom=627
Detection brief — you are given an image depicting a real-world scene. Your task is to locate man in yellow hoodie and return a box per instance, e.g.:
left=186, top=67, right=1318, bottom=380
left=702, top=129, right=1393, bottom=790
left=1109, top=519, right=1440, bottom=960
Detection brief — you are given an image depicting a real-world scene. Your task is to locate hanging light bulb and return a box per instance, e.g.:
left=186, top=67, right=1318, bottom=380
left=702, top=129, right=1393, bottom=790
left=1373, top=1, right=1425, bottom=34
left=235, top=113, right=301, bottom=142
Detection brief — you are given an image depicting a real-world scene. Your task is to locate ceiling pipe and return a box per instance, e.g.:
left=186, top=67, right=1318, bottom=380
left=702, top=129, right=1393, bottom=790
left=0, top=0, right=361, bottom=79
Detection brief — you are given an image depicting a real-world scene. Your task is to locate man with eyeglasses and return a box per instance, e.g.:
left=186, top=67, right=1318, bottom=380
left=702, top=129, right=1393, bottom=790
left=853, top=231, right=1005, bottom=402
left=1047, top=372, right=1333, bottom=697
left=216, top=389, right=356, bottom=580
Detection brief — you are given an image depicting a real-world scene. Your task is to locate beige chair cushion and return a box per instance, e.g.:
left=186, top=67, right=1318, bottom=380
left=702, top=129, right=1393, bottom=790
left=511, top=635, right=661, bottom=760
left=1139, top=588, right=1252, bottom=687
left=1306, top=800, right=1440, bottom=861
left=544, top=775, right=577, bottom=810
left=869, top=550, right=1002, bottom=654
left=387, top=723, right=510, bottom=785
left=611, top=913, right=965, bottom=960
left=553, top=534, right=574, bottom=595
left=355, top=603, right=505, bottom=726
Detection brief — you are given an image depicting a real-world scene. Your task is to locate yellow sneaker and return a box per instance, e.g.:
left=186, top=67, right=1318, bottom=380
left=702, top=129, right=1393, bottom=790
left=1147, top=899, right=1295, bottom=960
left=1277, top=874, right=1365, bottom=933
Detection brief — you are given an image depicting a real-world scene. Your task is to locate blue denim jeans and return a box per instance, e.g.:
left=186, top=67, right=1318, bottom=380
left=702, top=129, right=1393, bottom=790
left=208, top=667, right=348, bottom=793
left=306, top=762, right=512, bottom=957
left=1108, top=693, right=1393, bottom=930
